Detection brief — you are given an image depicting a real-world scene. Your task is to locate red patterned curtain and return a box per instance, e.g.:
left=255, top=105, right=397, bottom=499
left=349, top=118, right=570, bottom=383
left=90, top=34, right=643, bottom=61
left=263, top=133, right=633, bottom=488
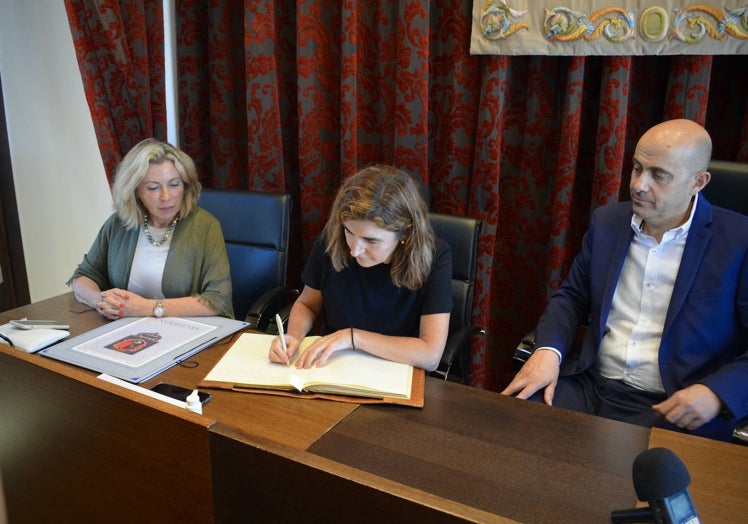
left=64, top=0, right=166, bottom=183
left=69, top=1, right=748, bottom=390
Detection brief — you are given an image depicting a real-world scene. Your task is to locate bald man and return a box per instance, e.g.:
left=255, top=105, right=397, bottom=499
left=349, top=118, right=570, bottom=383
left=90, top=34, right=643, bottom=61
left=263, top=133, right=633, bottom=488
left=503, top=119, right=748, bottom=441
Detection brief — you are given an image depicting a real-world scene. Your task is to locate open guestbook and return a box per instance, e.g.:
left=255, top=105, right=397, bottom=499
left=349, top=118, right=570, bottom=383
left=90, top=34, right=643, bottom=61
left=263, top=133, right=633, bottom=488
left=200, top=332, right=425, bottom=407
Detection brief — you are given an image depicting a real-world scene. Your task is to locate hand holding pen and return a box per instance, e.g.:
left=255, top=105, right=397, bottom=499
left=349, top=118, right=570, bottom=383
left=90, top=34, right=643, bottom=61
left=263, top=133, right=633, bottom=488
left=270, top=314, right=291, bottom=366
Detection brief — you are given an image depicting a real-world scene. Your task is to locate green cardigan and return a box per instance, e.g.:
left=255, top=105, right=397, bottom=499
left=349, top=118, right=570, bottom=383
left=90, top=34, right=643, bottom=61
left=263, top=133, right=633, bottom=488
left=69, top=207, right=234, bottom=318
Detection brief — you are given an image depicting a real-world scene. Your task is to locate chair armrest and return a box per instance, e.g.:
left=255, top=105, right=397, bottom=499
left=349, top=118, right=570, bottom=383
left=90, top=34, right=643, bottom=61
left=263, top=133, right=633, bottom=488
left=431, top=325, right=486, bottom=382
left=245, top=286, right=299, bottom=331
left=514, top=318, right=591, bottom=371
left=733, top=418, right=748, bottom=446
left=513, top=329, right=537, bottom=370
left=263, top=302, right=293, bottom=335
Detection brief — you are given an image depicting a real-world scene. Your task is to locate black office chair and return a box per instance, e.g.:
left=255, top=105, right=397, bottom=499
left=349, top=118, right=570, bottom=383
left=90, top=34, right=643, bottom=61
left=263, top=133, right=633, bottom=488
left=700, top=159, right=748, bottom=216
left=198, top=188, right=298, bottom=331
left=513, top=159, right=748, bottom=443
left=429, top=212, right=485, bottom=383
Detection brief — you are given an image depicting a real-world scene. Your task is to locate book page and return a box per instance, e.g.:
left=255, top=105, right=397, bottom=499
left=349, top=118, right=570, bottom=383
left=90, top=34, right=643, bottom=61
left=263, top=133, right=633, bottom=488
left=202, top=333, right=312, bottom=390
left=305, top=350, right=412, bottom=398
left=202, top=332, right=413, bottom=398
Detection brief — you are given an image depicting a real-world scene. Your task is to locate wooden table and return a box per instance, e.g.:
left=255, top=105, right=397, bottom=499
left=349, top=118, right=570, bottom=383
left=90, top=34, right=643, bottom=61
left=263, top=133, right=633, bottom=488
left=0, top=294, right=356, bottom=522
left=307, top=380, right=648, bottom=523
left=648, top=428, right=748, bottom=522
left=1, top=293, right=746, bottom=523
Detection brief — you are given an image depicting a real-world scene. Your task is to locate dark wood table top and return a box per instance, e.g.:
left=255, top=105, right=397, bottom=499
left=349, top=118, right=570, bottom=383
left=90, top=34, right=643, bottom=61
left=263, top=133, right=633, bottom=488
left=308, top=377, right=650, bottom=523
left=4, top=294, right=746, bottom=523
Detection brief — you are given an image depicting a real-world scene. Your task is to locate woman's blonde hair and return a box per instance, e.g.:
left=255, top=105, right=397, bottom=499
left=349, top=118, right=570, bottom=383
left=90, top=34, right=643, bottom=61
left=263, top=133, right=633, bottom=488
left=111, top=138, right=201, bottom=229
left=323, top=165, right=434, bottom=289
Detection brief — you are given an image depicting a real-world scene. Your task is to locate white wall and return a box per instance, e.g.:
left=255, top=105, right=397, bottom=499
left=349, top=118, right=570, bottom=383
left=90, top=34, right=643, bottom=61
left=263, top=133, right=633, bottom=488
left=0, top=1, right=112, bottom=302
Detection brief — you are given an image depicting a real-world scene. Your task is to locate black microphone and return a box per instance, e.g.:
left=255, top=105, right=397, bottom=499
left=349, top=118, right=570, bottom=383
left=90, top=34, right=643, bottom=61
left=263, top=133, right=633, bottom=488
left=611, top=447, right=700, bottom=524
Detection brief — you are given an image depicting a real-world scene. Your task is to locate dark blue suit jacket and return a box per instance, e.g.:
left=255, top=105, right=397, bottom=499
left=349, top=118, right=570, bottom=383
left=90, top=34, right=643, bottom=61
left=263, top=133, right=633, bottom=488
left=535, top=196, right=748, bottom=440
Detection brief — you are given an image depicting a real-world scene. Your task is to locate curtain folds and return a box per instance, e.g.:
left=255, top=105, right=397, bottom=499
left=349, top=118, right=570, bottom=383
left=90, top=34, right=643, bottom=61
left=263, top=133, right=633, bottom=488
left=67, top=0, right=748, bottom=390
left=64, top=0, right=166, bottom=183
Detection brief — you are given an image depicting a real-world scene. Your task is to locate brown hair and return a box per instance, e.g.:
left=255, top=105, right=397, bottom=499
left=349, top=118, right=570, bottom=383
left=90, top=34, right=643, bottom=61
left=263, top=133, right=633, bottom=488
left=322, top=165, right=434, bottom=289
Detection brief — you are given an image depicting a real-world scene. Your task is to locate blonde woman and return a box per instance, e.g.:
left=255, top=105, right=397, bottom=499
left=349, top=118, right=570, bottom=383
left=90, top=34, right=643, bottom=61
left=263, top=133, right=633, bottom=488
left=69, top=138, right=233, bottom=319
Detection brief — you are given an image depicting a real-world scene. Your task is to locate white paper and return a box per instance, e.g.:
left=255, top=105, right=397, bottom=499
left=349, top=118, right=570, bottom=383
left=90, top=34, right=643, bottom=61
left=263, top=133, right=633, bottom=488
left=72, top=316, right=216, bottom=368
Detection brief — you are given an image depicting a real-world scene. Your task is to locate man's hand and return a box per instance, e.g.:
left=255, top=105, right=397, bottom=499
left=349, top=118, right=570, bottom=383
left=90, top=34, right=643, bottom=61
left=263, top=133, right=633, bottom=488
left=501, top=349, right=561, bottom=405
left=652, top=384, right=722, bottom=430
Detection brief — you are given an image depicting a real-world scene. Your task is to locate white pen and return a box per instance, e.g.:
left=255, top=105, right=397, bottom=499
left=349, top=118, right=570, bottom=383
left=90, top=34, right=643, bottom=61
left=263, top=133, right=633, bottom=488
left=275, top=313, right=290, bottom=365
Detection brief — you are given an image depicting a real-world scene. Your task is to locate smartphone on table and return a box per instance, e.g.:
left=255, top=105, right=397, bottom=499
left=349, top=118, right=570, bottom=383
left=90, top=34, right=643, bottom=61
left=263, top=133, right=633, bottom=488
left=150, top=382, right=212, bottom=406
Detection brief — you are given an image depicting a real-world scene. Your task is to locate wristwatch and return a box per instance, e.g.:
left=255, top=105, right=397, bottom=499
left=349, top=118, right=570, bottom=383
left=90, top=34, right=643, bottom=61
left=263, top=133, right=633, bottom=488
left=153, top=301, right=166, bottom=318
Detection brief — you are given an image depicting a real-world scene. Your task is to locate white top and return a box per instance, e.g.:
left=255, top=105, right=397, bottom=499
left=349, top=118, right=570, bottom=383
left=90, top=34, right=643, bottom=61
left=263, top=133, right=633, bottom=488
left=127, top=226, right=171, bottom=299
left=596, top=195, right=699, bottom=393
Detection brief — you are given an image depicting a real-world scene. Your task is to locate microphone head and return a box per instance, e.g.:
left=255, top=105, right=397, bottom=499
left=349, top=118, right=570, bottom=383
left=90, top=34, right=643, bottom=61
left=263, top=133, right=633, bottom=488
left=632, top=447, right=691, bottom=502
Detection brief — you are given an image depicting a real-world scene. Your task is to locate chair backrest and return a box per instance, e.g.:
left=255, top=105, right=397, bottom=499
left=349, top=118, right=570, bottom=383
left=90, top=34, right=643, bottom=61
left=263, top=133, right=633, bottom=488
left=702, top=160, right=748, bottom=216
left=429, top=212, right=482, bottom=348
left=700, top=162, right=748, bottom=444
left=198, top=189, right=292, bottom=321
